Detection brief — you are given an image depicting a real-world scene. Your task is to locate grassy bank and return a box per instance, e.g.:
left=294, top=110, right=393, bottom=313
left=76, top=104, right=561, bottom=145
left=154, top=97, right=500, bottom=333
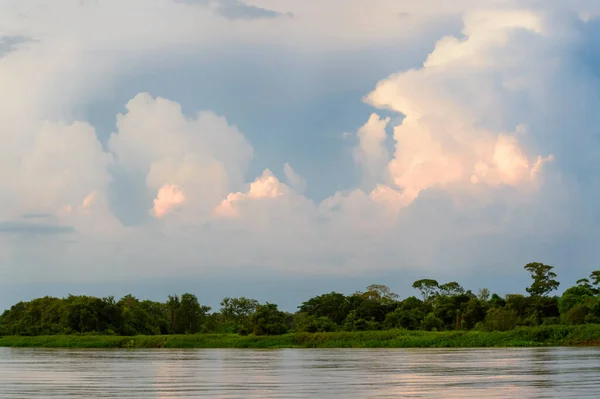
left=2, top=325, right=600, bottom=349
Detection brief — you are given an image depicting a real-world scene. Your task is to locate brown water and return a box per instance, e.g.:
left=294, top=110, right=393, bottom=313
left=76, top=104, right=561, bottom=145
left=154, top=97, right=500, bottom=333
left=1, top=347, right=599, bottom=398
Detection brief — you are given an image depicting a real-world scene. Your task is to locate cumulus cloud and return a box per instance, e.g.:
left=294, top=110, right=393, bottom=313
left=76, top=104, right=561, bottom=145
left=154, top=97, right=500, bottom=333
left=108, top=93, right=253, bottom=223
left=353, top=113, right=391, bottom=189
left=2, top=0, right=600, bottom=287
left=152, top=185, right=186, bottom=218
left=214, top=169, right=288, bottom=218
left=283, top=163, right=307, bottom=194
left=5, top=121, right=112, bottom=222
left=362, top=9, right=556, bottom=209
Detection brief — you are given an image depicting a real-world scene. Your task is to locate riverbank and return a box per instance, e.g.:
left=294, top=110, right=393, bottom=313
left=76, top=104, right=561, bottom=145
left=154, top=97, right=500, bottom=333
left=2, top=325, right=600, bottom=349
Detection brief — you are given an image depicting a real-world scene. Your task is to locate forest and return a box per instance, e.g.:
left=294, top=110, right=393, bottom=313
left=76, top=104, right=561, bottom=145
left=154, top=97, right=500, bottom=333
left=2, top=262, right=600, bottom=337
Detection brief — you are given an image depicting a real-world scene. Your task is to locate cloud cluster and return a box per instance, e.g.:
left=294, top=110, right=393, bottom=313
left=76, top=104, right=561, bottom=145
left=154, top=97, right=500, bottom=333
left=108, top=93, right=253, bottom=224
left=2, top=1, right=600, bottom=285
left=361, top=9, right=556, bottom=208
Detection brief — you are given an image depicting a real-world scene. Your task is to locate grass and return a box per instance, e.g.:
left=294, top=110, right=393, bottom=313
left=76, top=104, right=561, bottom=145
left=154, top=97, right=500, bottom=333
left=2, top=325, right=600, bottom=349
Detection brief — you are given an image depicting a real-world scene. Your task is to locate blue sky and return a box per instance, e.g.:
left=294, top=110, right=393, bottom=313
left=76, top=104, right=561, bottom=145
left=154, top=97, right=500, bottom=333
left=1, top=0, right=600, bottom=312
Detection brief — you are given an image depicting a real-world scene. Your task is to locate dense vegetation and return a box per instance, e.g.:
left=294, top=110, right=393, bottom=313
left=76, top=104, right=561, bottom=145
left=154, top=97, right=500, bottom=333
left=2, top=263, right=600, bottom=340
left=2, top=325, right=600, bottom=348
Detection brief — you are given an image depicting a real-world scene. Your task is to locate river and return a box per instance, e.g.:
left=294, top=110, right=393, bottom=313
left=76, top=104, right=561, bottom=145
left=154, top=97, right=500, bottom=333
left=1, top=347, right=599, bottom=398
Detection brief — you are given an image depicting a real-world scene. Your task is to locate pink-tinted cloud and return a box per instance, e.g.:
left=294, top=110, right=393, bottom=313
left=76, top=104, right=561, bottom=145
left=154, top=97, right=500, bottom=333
left=214, top=169, right=287, bottom=218
left=152, top=184, right=186, bottom=218
left=362, top=9, right=553, bottom=208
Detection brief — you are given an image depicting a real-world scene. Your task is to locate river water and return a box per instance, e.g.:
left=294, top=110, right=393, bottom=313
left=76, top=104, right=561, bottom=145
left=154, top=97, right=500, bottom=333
left=1, top=347, right=599, bottom=398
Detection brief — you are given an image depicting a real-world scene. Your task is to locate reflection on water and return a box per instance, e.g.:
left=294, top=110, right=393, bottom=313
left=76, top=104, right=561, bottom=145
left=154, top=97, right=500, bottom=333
left=1, top=347, right=600, bottom=398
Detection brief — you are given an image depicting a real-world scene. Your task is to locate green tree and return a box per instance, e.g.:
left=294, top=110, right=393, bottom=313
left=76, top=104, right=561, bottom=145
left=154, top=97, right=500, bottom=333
left=576, top=278, right=593, bottom=290
left=251, top=303, right=288, bottom=335
left=117, top=295, right=154, bottom=335
left=524, top=262, right=560, bottom=297
left=489, top=293, right=506, bottom=308
left=220, top=297, right=258, bottom=321
left=462, top=298, right=488, bottom=330
left=299, top=292, right=350, bottom=325
left=477, top=288, right=490, bottom=301
left=434, top=293, right=471, bottom=330
left=179, top=293, right=210, bottom=334
left=590, top=270, right=600, bottom=293
left=421, top=313, right=443, bottom=331
left=484, top=308, right=519, bottom=331
left=293, top=313, right=337, bottom=333
left=412, top=279, right=439, bottom=302
left=566, top=304, right=588, bottom=325
left=362, top=284, right=399, bottom=303
left=166, top=295, right=180, bottom=333
left=560, top=284, right=595, bottom=316
left=219, top=297, right=258, bottom=333
left=439, top=282, right=465, bottom=297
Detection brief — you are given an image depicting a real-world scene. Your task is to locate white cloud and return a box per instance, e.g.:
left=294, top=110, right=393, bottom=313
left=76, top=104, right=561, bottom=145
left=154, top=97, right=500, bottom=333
left=2, top=0, right=600, bottom=286
left=152, top=185, right=186, bottom=218
left=283, top=163, right=307, bottom=194
left=363, top=9, right=555, bottom=208
left=2, top=120, right=112, bottom=222
left=108, top=93, right=254, bottom=223
left=353, top=113, right=391, bottom=189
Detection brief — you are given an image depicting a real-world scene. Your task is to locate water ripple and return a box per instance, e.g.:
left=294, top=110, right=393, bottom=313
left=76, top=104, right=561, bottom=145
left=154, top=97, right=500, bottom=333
left=1, top=347, right=599, bottom=398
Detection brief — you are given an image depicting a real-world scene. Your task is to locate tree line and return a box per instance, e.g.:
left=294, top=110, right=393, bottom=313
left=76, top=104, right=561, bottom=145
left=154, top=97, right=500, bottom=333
left=2, top=262, right=600, bottom=336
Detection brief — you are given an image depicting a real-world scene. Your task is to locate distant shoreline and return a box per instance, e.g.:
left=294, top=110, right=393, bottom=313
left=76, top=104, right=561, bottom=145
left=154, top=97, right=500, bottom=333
left=2, top=325, right=600, bottom=349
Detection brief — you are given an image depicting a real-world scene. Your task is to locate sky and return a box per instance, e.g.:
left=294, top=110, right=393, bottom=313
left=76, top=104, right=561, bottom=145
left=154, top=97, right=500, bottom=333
left=2, top=0, right=600, bottom=312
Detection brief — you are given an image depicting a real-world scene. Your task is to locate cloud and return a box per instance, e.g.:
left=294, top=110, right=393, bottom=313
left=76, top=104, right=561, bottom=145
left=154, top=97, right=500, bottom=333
left=152, top=185, right=186, bottom=218
left=283, top=163, right=307, bottom=194
left=1, top=120, right=112, bottom=224
left=20, top=213, right=54, bottom=220
left=0, top=36, right=29, bottom=57
left=174, top=0, right=291, bottom=20
left=2, top=0, right=600, bottom=288
left=214, top=169, right=289, bottom=218
left=363, top=9, right=555, bottom=208
left=216, top=0, right=293, bottom=20
left=79, top=192, right=97, bottom=211
left=108, top=93, right=254, bottom=224
left=0, top=221, right=74, bottom=235
left=353, top=113, right=391, bottom=189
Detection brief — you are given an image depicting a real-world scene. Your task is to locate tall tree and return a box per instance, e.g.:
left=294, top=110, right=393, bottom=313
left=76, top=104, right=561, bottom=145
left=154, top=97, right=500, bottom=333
left=590, top=271, right=600, bottom=293
left=412, top=279, right=440, bottom=302
left=576, top=278, right=593, bottom=290
left=477, top=288, right=490, bottom=301
left=524, top=262, right=560, bottom=297
left=220, top=297, right=258, bottom=322
left=299, top=292, right=349, bottom=325
left=179, top=293, right=210, bottom=334
left=439, top=282, right=465, bottom=297
left=362, top=284, right=399, bottom=303
left=166, top=295, right=180, bottom=333
left=251, top=303, right=288, bottom=335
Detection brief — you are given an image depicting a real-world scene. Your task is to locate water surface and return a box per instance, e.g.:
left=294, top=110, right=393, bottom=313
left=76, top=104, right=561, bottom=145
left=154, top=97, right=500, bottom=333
left=1, top=347, right=599, bottom=398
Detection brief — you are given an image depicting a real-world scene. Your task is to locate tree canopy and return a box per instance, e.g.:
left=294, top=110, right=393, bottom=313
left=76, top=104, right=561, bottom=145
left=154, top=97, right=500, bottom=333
left=2, top=265, right=600, bottom=337
left=524, top=262, right=560, bottom=297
